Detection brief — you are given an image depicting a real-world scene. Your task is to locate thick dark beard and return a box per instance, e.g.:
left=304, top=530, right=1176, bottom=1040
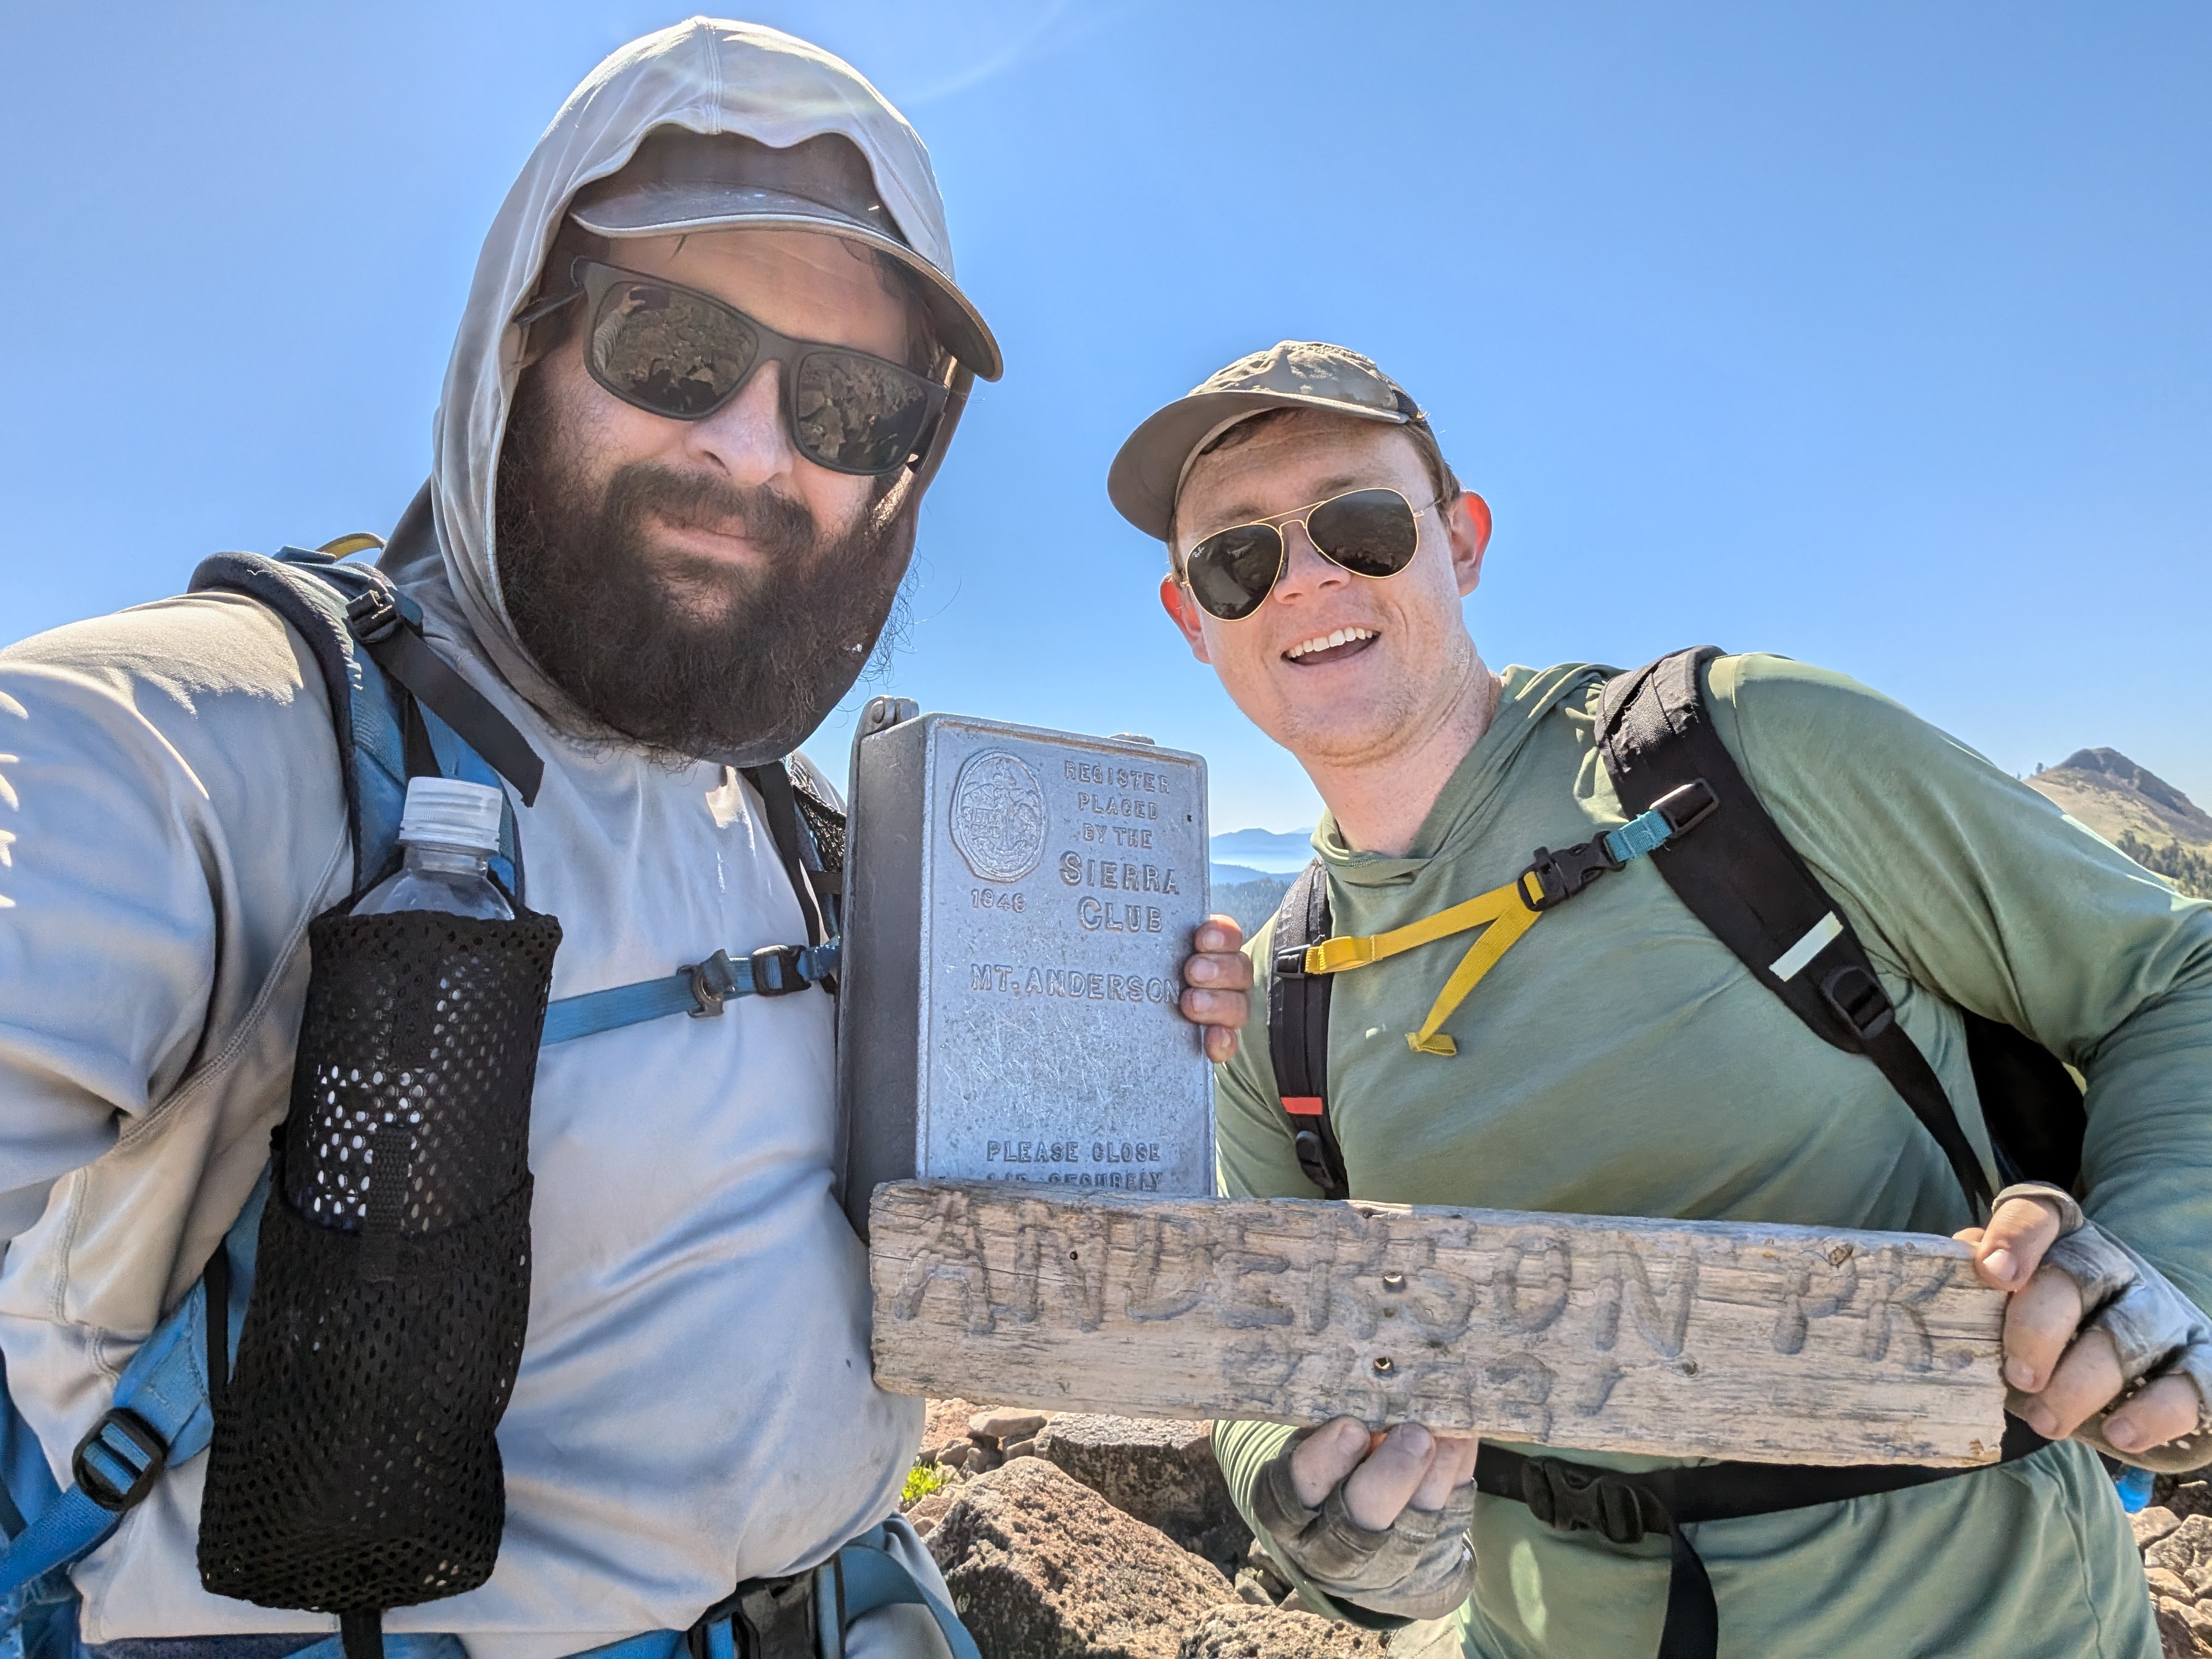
left=493, top=363, right=919, bottom=766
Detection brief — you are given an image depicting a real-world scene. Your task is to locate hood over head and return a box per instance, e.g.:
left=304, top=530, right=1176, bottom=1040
left=420, top=18, right=994, bottom=748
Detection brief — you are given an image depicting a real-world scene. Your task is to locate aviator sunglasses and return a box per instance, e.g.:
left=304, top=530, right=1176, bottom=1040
left=519, top=258, right=948, bottom=477
left=1181, top=487, right=1439, bottom=622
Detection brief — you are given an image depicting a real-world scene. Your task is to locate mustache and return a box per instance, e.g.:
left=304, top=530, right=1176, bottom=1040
left=602, top=461, right=817, bottom=561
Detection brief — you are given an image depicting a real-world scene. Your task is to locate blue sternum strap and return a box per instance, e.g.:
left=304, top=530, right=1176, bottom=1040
left=540, top=940, right=840, bottom=1047
left=1604, top=803, right=1678, bottom=863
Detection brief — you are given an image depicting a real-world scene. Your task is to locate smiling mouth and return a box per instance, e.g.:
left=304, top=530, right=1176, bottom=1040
left=1284, top=626, right=1378, bottom=665
left=648, top=508, right=759, bottom=560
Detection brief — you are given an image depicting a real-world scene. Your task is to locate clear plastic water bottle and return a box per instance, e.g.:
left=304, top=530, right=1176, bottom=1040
left=354, top=777, right=514, bottom=920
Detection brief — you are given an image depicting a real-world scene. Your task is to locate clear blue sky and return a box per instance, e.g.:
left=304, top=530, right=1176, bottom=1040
left=3, top=3, right=2205, bottom=831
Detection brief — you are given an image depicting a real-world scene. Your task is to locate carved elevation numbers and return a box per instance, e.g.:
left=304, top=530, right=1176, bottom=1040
left=869, top=1184, right=2008, bottom=1468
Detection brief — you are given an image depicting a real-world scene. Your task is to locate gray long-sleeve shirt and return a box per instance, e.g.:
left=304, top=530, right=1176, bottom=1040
left=0, top=582, right=916, bottom=1658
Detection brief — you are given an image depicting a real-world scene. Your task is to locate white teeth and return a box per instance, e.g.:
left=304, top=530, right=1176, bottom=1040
left=1286, top=627, right=1376, bottom=660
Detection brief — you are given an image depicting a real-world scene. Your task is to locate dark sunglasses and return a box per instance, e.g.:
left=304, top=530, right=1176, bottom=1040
left=519, top=258, right=947, bottom=477
left=1181, top=487, right=1436, bottom=622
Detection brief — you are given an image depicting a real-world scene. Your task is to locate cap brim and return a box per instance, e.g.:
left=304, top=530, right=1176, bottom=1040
left=1106, top=388, right=1406, bottom=542
left=571, top=182, right=1002, bottom=381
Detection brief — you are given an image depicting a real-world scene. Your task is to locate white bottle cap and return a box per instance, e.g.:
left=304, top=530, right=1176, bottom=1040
left=398, top=777, right=506, bottom=853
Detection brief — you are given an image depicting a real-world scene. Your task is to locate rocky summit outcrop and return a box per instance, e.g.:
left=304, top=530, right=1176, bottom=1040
left=2145, top=1476, right=2212, bottom=1657
left=2027, top=748, right=2212, bottom=898
left=1175, top=1604, right=1390, bottom=1657
left=925, top=1455, right=1234, bottom=1659
left=1035, top=1413, right=1254, bottom=1575
left=910, top=1404, right=2205, bottom=1657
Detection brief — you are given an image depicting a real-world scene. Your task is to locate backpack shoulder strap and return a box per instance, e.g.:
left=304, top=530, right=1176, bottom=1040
left=740, top=760, right=837, bottom=951
left=1266, top=860, right=1350, bottom=1199
left=189, top=549, right=409, bottom=896
left=0, top=1174, right=267, bottom=1627
left=188, top=532, right=540, bottom=899
left=1597, top=647, right=1992, bottom=1215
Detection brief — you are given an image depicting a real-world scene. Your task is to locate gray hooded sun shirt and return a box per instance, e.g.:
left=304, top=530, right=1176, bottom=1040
left=0, top=20, right=967, bottom=1654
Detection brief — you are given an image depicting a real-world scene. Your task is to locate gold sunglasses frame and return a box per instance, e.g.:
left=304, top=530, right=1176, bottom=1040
left=1178, top=486, right=1446, bottom=622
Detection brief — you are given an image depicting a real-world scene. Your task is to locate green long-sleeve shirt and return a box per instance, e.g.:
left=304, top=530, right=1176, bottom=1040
left=1215, top=654, right=2212, bottom=1659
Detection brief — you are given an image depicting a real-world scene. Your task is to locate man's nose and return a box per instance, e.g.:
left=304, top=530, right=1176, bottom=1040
left=680, top=358, right=795, bottom=486
left=1269, top=520, right=1349, bottom=607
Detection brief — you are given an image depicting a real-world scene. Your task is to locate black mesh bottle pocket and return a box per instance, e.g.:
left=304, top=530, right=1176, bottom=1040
left=198, top=903, right=561, bottom=1620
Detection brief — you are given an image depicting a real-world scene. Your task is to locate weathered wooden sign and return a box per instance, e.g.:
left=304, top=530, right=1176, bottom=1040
left=869, top=1182, right=2009, bottom=1468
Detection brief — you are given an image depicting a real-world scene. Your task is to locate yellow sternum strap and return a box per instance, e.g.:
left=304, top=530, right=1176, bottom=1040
left=1304, top=879, right=1544, bottom=1056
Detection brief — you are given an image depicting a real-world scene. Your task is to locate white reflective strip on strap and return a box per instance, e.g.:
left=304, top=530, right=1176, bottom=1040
left=1771, top=911, right=1844, bottom=982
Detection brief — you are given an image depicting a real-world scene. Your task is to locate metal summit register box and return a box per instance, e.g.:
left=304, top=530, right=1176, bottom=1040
left=836, top=703, right=1213, bottom=1235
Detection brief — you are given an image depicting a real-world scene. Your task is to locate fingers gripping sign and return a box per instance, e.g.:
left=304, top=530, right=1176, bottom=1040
left=1250, top=1418, right=1478, bottom=1620
left=1180, top=914, right=1253, bottom=1063
left=1957, top=1184, right=2212, bottom=1470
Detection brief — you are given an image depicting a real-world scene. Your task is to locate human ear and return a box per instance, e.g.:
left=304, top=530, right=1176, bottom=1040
left=1446, top=492, right=1492, bottom=598
left=1158, top=572, right=1213, bottom=665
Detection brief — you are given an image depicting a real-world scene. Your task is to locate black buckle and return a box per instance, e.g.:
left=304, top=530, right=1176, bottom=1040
left=1293, top=1130, right=1333, bottom=1189
left=736, top=1575, right=818, bottom=1659
left=683, top=950, right=743, bottom=1018
left=686, top=1569, right=819, bottom=1659
left=748, top=943, right=809, bottom=997
left=1274, top=947, right=1309, bottom=979
left=1820, top=963, right=1895, bottom=1041
left=1520, top=1456, right=1654, bottom=1547
left=1520, top=837, right=1624, bottom=911
left=1651, top=777, right=1720, bottom=836
left=72, top=1407, right=169, bottom=1512
left=342, top=588, right=404, bottom=646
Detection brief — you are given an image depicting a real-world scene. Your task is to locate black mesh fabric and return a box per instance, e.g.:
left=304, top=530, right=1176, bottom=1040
left=198, top=903, right=561, bottom=1617
left=788, top=762, right=845, bottom=876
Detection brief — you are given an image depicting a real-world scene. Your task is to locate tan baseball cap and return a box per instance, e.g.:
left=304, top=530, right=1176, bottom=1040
left=1107, top=341, right=1430, bottom=541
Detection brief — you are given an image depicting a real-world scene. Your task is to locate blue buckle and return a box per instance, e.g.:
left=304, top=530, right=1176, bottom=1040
left=70, top=1407, right=169, bottom=1513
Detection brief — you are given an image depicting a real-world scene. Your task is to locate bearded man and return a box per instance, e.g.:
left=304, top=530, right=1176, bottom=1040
left=0, top=22, right=1244, bottom=1659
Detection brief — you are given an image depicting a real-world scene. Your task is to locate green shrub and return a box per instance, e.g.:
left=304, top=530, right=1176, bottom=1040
left=902, top=1460, right=949, bottom=1506
left=2117, top=832, right=2212, bottom=900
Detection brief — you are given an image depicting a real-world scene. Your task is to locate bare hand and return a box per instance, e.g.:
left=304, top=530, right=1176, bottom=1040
left=1180, top=915, right=1253, bottom=1063
left=1957, top=1195, right=2203, bottom=1453
left=1289, top=1416, right=1478, bottom=1529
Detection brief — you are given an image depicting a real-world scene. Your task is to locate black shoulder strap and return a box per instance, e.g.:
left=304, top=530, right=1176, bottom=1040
left=741, top=761, right=834, bottom=953
left=1597, top=647, right=1994, bottom=1216
left=1266, top=860, right=1350, bottom=1199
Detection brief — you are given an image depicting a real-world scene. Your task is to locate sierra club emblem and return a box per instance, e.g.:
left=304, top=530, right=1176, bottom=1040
left=949, top=749, right=1047, bottom=883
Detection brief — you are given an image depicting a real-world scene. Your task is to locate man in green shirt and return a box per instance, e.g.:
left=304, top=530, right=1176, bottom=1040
left=1115, top=341, right=2212, bottom=1658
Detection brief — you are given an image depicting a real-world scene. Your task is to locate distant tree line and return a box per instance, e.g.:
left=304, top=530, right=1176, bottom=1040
left=2117, top=832, right=2212, bottom=900
left=1215, top=875, right=1293, bottom=939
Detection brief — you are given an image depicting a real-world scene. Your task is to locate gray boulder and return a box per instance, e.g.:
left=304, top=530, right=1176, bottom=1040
left=926, top=1456, right=1235, bottom=1659
left=1175, top=1604, right=1387, bottom=1657
left=1035, top=1413, right=1255, bottom=1574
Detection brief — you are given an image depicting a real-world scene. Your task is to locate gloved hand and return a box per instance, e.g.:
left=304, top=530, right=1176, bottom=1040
left=1964, top=1182, right=2212, bottom=1473
left=1249, top=1419, right=1476, bottom=1620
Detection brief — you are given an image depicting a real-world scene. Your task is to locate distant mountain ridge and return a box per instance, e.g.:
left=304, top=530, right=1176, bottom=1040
left=2026, top=749, right=2212, bottom=899
left=1208, top=827, right=1316, bottom=875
